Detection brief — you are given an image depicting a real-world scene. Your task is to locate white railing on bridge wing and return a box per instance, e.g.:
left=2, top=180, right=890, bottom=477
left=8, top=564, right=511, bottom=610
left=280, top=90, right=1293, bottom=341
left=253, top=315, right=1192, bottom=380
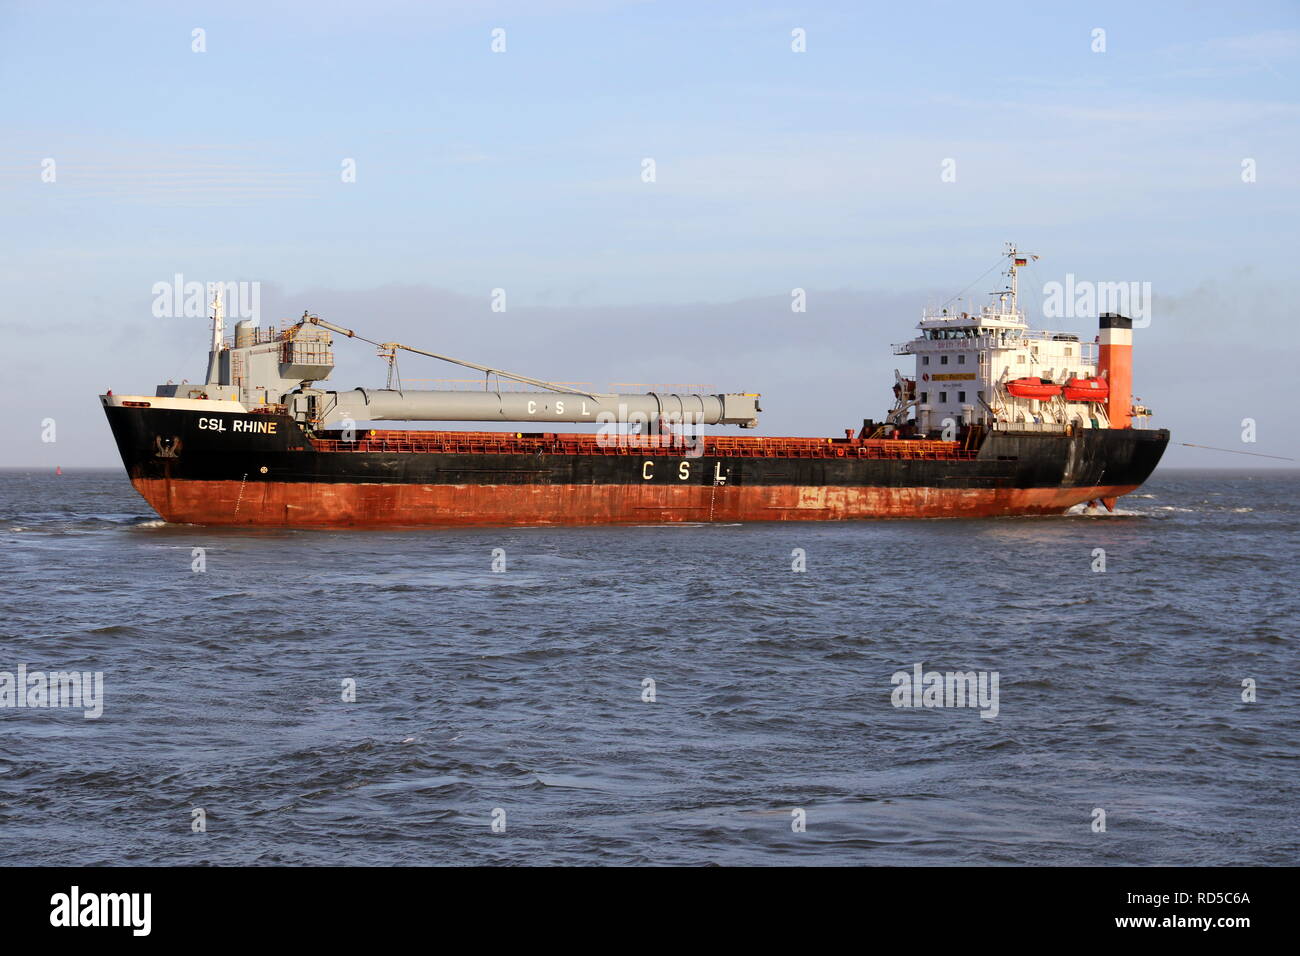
left=896, top=331, right=1093, bottom=357
left=921, top=306, right=1025, bottom=322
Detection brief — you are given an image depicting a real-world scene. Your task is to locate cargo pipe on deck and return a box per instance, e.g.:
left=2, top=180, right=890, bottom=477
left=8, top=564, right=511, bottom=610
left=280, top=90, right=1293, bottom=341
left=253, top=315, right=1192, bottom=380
left=322, top=388, right=762, bottom=427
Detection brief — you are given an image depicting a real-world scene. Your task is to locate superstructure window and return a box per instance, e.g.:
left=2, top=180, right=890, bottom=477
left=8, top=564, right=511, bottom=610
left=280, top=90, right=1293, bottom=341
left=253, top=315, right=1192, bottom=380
left=939, top=391, right=948, bottom=402
left=958, top=391, right=966, bottom=402
left=957, top=354, right=966, bottom=364
left=920, top=391, right=928, bottom=403
left=940, top=355, right=949, bottom=365
left=922, top=356, right=930, bottom=365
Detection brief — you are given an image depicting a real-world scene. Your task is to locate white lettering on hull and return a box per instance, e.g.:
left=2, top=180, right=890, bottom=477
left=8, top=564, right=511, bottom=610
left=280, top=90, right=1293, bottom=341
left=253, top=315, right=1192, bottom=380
left=198, top=418, right=277, bottom=435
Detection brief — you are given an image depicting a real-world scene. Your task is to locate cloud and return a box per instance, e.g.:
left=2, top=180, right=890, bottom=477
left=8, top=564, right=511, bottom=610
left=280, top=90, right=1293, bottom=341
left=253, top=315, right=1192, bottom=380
left=1206, top=29, right=1300, bottom=60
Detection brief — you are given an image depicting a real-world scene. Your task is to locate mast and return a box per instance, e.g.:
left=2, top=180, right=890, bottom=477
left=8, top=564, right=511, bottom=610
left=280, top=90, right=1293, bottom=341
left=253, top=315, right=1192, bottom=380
left=205, top=285, right=225, bottom=385
left=1008, top=243, right=1018, bottom=314
left=1002, top=243, right=1037, bottom=317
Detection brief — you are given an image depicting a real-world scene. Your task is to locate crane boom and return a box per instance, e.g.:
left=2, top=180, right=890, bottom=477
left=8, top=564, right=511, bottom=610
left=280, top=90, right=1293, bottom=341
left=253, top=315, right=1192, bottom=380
left=302, top=314, right=599, bottom=399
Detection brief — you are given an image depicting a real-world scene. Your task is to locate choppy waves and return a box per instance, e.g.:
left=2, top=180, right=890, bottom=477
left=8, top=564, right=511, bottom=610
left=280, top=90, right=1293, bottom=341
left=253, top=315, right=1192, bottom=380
left=0, top=468, right=1296, bottom=865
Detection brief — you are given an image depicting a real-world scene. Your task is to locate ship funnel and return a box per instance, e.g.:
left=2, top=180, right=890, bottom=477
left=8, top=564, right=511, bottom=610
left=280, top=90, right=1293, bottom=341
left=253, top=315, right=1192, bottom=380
left=1098, top=312, right=1132, bottom=429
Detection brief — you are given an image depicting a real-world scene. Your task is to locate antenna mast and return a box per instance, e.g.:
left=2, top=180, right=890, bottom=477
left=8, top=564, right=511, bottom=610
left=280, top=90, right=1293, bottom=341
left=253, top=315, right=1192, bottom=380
left=205, top=285, right=225, bottom=385
left=1002, top=243, right=1037, bottom=317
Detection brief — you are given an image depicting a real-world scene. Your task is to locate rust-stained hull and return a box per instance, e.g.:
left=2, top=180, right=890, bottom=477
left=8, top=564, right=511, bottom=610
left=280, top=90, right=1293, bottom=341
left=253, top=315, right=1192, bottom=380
left=130, top=477, right=1142, bottom=527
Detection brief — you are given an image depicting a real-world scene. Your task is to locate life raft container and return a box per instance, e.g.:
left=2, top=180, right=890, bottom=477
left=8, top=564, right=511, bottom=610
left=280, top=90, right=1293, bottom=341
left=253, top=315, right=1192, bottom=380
left=1062, top=376, right=1109, bottom=402
left=1005, top=377, right=1062, bottom=400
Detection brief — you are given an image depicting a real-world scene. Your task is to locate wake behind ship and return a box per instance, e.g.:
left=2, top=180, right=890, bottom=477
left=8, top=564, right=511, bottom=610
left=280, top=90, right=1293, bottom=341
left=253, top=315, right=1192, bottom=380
left=103, top=247, right=1168, bottom=527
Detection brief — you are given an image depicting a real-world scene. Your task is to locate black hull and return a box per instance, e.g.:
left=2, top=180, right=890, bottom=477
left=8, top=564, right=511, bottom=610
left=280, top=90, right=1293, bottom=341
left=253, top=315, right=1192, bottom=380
left=103, top=405, right=1170, bottom=526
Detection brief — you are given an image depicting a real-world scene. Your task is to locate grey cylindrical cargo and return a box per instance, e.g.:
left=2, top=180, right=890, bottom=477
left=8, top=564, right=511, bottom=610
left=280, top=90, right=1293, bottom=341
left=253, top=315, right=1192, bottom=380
left=323, top=389, right=760, bottom=426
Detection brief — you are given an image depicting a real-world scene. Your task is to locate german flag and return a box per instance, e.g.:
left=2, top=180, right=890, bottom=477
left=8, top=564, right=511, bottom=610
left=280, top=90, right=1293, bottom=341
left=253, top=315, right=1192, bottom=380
left=1014, top=257, right=1028, bottom=266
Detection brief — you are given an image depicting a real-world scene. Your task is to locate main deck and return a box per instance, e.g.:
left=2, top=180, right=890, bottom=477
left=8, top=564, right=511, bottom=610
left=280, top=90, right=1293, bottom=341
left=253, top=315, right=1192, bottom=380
left=308, top=429, right=980, bottom=460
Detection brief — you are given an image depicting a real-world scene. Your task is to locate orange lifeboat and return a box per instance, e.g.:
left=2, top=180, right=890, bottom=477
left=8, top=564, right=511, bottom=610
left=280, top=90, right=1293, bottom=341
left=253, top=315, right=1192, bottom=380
left=1006, top=377, right=1063, bottom=400
left=1062, top=376, right=1109, bottom=402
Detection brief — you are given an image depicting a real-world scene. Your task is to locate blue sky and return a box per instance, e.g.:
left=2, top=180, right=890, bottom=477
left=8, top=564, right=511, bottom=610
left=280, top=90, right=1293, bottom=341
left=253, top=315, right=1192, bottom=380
left=2, top=0, right=1298, bottom=465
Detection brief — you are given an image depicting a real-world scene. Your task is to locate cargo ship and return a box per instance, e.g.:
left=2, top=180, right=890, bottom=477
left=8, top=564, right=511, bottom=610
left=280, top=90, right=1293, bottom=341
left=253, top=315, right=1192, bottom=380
left=102, top=247, right=1168, bottom=526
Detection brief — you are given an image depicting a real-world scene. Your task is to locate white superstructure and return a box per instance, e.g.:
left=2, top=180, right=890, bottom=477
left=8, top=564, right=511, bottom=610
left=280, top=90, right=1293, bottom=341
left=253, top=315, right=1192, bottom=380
left=890, top=245, right=1110, bottom=431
